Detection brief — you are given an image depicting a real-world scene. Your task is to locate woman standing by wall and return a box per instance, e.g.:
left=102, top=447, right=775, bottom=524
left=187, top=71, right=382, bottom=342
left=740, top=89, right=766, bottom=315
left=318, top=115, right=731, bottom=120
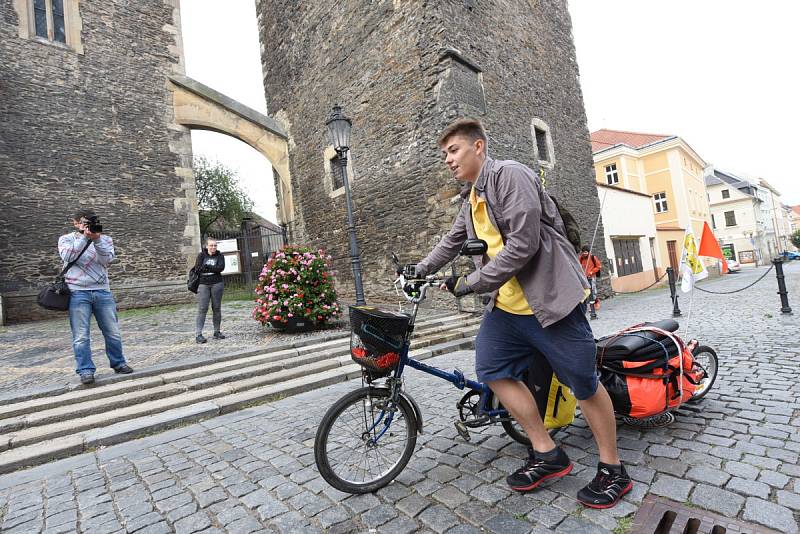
left=194, top=238, right=226, bottom=343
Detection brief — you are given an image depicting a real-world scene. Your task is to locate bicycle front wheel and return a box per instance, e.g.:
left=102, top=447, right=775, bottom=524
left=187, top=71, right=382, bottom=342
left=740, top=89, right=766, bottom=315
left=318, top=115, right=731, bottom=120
left=314, top=387, right=418, bottom=494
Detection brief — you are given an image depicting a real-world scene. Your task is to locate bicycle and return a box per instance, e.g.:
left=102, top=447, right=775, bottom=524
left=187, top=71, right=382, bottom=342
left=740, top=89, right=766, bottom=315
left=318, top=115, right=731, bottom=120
left=314, top=241, right=719, bottom=494
left=314, top=240, right=577, bottom=494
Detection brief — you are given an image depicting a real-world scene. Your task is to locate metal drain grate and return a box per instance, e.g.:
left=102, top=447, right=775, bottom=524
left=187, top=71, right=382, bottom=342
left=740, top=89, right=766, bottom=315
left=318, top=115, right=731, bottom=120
left=631, top=495, right=780, bottom=533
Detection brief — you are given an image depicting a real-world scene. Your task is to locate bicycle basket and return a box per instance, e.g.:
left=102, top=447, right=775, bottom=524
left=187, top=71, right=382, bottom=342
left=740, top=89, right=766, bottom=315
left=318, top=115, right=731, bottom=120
left=349, top=306, right=410, bottom=374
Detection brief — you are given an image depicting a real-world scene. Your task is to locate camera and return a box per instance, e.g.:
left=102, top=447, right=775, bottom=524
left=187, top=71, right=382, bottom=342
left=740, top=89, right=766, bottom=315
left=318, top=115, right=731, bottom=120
left=81, top=215, right=103, bottom=233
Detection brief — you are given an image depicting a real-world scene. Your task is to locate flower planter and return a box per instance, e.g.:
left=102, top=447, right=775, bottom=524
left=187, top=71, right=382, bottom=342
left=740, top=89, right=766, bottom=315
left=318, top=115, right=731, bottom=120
left=269, top=316, right=317, bottom=333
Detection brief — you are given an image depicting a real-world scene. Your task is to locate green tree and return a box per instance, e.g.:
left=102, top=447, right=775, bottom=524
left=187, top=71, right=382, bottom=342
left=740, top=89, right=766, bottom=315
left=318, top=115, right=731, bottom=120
left=791, top=229, right=800, bottom=250
left=193, top=156, right=254, bottom=235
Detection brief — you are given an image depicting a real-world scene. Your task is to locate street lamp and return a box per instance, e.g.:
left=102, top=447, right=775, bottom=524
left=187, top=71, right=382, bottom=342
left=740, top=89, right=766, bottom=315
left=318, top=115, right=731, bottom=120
left=326, top=104, right=366, bottom=305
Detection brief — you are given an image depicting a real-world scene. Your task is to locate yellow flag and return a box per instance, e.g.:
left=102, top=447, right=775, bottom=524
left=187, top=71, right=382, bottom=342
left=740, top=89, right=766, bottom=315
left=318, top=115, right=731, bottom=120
left=680, top=231, right=708, bottom=292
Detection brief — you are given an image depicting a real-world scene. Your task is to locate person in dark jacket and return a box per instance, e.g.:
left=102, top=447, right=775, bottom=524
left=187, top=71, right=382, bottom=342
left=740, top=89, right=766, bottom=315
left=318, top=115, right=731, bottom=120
left=194, top=238, right=226, bottom=343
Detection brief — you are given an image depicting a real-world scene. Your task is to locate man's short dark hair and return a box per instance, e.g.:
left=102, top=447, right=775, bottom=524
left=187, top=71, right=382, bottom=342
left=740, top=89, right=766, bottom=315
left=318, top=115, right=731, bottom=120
left=438, top=119, right=487, bottom=147
left=581, top=245, right=590, bottom=253
left=72, top=209, right=96, bottom=221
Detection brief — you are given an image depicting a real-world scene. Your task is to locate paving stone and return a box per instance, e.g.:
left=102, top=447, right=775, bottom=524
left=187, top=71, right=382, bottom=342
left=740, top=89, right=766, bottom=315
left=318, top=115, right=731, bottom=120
left=647, top=457, right=688, bottom=477
left=342, top=492, right=380, bottom=514
left=686, top=466, right=731, bottom=486
left=554, top=515, right=611, bottom=533
left=269, top=511, right=311, bottom=533
left=124, top=511, right=163, bottom=532
left=225, top=516, right=263, bottom=534
left=649, top=474, right=694, bottom=502
left=742, top=497, right=799, bottom=534
left=196, top=488, right=226, bottom=509
left=469, top=484, right=510, bottom=505
left=759, top=470, right=790, bottom=488
left=316, top=505, right=350, bottom=529
left=418, top=504, right=459, bottom=534
left=527, top=503, right=567, bottom=529
left=647, top=445, right=681, bottom=458
left=690, top=484, right=745, bottom=517
left=428, top=465, right=461, bottom=484
left=498, top=493, right=537, bottom=516
left=216, top=506, right=249, bottom=526
left=431, top=486, right=470, bottom=508
left=255, top=495, right=289, bottom=521
left=454, top=501, right=499, bottom=525
left=581, top=507, right=620, bottom=531
left=723, top=460, right=761, bottom=480
left=776, top=490, right=800, bottom=511
left=483, top=513, right=532, bottom=534
left=724, top=477, right=772, bottom=503
left=166, top=502, right=198, bottom=523
left=377, top=482, right=412, bottom=503
left=397, top=493, right=432, bottom=517
left=174, top=511, right=211, bottom=534
left=361, top=503, right=398, bottom=527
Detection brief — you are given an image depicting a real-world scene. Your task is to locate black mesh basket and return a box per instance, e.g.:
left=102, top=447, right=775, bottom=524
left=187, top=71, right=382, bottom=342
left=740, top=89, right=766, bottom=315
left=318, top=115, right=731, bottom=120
left=349, top=306, right=411, bottom=375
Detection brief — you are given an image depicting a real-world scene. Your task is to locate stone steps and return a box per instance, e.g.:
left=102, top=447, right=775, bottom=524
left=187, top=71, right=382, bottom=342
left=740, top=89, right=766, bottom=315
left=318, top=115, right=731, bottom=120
left=0, top=312, right=481, bottom=473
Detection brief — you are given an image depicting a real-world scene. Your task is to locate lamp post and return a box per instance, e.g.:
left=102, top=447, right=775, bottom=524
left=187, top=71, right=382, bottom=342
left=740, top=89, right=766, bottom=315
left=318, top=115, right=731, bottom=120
left=326, top=104, right=366, bottom=306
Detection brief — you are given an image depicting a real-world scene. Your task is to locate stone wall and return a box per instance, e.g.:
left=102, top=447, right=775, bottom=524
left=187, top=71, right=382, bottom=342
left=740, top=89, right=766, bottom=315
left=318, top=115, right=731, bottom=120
left=0, top=0, right=200, bottom=322
left=257, top=0, right=608, bottom=306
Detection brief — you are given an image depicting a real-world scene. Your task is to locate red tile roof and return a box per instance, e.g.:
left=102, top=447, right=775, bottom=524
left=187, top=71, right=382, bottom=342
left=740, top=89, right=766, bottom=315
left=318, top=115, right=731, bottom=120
left=791, top=205, right=800, bottom=216
left=590, top=129, right=673, bottom=154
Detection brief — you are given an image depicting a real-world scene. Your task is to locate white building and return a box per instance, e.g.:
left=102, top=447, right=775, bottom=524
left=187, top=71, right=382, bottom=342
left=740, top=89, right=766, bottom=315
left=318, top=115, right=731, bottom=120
left=596, top=183, right=661, bottom=292
left=704, top=169, right=791, bottom=264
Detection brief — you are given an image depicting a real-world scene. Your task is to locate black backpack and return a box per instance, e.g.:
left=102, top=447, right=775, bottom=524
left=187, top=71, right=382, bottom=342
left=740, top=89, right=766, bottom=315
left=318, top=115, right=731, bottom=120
left=548, top=195, right=582, bottom=254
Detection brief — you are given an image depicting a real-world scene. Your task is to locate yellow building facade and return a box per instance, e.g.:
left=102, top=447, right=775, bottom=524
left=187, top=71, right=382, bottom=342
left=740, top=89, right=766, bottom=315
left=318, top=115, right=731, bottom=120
left=591, top=130, right=711, bottom=279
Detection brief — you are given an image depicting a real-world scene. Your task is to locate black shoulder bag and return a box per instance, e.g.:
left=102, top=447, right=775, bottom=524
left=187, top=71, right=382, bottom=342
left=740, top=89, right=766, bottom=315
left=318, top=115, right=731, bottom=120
left=37, top=238, right=93, bottom=311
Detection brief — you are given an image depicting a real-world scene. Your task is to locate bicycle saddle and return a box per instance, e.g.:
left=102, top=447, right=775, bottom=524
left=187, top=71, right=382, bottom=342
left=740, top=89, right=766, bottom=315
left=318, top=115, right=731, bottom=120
left=596, top=319, right=680, bottom=361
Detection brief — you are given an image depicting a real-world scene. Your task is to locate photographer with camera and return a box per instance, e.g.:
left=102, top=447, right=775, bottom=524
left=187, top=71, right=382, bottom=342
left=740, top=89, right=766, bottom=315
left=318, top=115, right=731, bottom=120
left=58, top=209, right=133, bottom=385
left=193, top=238, right=226, bottom=343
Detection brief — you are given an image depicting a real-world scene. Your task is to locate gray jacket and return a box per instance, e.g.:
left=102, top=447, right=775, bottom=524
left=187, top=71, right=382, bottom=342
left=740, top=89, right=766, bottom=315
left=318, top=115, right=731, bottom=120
left=416, top=157, right=588, bottom=328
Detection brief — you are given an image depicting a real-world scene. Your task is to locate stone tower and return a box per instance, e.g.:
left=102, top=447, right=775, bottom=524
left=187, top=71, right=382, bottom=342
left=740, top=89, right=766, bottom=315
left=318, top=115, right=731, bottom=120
left=257, top=0, right=606, bottom=301
left=0, top=0, right=199, bottom=322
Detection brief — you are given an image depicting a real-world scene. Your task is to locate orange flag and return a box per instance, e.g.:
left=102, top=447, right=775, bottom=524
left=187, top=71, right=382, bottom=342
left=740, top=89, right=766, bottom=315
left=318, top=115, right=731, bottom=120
left=698, top=221, right=728, bottom=274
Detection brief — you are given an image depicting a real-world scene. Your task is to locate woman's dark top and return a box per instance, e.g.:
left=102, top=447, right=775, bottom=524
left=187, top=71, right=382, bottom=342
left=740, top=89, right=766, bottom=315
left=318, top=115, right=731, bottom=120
left=195, top=249, right=225, bottom=285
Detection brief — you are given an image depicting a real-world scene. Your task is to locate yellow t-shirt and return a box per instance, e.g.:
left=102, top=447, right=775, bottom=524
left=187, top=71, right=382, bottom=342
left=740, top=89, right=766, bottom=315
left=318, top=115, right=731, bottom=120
left=469, top=186, right=533, bottom=315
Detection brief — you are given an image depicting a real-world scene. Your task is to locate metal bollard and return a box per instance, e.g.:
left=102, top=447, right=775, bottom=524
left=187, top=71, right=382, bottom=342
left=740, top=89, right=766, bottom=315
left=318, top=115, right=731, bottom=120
left=772, top=257, right=792, bottom=314
left=666, top=267, right=682, bottom=317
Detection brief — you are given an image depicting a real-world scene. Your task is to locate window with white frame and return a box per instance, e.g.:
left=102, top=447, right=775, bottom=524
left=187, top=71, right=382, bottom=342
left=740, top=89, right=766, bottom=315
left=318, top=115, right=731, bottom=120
left=15, top=0, right=82, bottom=52
left=721, top=189, right=730, bottom=199
left=653, top=192, right=668, bottom=213
left=604, top=163, right=619, bottom=185
left=724, top=210, right=737, bottom=227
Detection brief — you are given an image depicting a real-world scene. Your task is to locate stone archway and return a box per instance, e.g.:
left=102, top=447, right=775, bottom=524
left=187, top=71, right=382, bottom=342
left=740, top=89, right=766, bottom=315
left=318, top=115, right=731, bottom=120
left=167, top=75, right=294, bottom=234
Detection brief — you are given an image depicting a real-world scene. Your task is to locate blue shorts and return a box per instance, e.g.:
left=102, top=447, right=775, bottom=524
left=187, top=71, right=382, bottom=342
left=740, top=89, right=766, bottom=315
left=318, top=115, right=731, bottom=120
left=475, top=305, right=599, bottom=400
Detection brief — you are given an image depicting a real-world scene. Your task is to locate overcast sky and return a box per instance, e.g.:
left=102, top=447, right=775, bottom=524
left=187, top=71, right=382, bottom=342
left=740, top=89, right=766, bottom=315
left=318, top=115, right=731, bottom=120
left=180, top=0, right=800, bottom=223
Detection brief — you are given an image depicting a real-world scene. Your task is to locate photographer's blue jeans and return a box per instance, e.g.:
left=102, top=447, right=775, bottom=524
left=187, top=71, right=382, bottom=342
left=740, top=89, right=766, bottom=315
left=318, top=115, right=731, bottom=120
left=68, top=289, right=126, bottom=374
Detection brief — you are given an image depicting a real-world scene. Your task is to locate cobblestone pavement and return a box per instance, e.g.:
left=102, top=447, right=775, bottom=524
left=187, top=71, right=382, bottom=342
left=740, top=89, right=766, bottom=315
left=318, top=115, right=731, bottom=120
left=0, top=262, right=797, bottom=533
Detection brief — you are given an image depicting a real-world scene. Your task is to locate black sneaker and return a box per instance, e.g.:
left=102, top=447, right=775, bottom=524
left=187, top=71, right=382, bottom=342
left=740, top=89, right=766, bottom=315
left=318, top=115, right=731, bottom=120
left=80, top=372, right=95, bottom=385
left=577, top=462, right=633, bottom=509
left=113, top=364, right=134, bottom=374
left=506, top=447, right=573, bottom=492
left=196, top=335, right=207, bottom=344
left=213, top=332, right=226, bottom=340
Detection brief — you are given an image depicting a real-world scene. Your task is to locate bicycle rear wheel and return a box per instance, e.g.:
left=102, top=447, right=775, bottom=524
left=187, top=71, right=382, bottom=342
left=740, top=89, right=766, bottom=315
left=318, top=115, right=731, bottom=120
left=314, top=387, right=417, bottom=494
left=688, top=345, right=718, bottom=402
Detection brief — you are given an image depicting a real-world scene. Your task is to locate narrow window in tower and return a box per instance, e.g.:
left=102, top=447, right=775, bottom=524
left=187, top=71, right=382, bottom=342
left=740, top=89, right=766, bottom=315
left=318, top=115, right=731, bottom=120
left=33, top=0, right=47, bottom=38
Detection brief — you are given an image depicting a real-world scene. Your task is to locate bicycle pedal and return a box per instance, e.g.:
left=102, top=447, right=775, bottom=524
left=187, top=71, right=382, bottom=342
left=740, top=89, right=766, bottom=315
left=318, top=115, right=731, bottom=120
left=463, top=415, right=491, bottom=428
left=454, top=421, right=471, bottom=442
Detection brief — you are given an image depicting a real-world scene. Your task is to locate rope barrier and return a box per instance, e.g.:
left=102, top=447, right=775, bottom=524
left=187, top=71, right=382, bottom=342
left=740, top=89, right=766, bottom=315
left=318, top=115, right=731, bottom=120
left=615, top=272, right=669, bottom=294
left=693, top=265, right=775, bottom=294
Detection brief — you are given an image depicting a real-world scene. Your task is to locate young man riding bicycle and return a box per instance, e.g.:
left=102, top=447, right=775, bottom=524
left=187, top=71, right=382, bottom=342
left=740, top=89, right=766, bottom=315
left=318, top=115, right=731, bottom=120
left=414, top=119, right=632, bottom=508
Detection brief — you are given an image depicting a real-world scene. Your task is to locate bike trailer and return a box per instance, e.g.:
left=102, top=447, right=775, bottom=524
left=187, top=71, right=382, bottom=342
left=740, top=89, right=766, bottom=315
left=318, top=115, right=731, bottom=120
left=349, top=306, right=410, bottom=377
left=525, top=356, right=577, bottom=430
left=596, top=320, right=703, bottom=418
